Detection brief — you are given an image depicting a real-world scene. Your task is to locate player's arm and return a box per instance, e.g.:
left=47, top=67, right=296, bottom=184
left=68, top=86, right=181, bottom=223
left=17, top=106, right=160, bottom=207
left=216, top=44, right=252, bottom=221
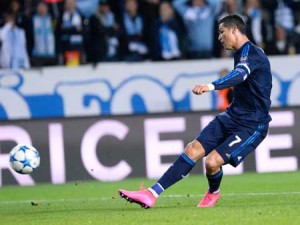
left=211, top=63, right=250, bottom=90
left=192, top=63, right=250, bottom=95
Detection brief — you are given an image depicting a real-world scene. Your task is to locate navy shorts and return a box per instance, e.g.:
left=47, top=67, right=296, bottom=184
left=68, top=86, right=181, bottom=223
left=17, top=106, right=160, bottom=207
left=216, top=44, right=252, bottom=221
left=196, top=113, right=269, bottom=167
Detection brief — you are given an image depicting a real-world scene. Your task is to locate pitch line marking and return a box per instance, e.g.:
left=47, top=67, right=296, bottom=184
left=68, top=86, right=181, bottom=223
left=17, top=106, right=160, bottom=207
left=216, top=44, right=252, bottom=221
left=162, top=191, right=300, bottom=198
left=1, top=192, right=300, bottom=204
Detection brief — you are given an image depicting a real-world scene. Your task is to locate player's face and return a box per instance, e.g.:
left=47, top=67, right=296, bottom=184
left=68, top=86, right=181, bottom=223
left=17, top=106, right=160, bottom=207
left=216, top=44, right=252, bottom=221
left=218, top=23, right=235, bottom=51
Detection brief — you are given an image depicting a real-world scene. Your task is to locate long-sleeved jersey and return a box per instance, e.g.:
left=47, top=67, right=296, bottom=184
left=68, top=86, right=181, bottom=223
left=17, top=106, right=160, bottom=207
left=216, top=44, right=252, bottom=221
left=212, top=41, right=272, bottom=125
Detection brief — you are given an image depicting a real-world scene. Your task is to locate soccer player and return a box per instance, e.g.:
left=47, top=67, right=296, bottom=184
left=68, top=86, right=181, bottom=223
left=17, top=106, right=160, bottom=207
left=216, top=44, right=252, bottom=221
left=118, top=14, right=272, bottom=208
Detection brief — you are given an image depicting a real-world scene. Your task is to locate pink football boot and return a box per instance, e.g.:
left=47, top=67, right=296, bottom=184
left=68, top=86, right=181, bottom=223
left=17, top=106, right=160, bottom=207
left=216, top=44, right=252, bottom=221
left=197, top=191, right=220, bottom=208
left=118, top=189, right=157, bottom=209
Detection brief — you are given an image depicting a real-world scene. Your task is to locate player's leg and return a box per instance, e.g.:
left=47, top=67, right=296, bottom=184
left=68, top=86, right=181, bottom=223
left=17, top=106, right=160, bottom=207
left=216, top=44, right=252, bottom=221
left=197, top=123, right=269, bottom=207
left=205, top=150, right=225, bottom=193
left=119, top=140, right=206, bottom=208
left=118, top=116, right=225, bottom=208
left=149, top=116, right=226, bottom=200
left=198, top=150, right=225, bottom=207
left=149, top=140, right=205, bottom=196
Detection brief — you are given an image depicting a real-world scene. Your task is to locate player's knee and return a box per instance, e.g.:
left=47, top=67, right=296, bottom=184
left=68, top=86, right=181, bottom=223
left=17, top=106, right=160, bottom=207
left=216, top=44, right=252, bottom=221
left=184, top=140, right=205, bottom=161
left=205, top=158, right=219, bottom=174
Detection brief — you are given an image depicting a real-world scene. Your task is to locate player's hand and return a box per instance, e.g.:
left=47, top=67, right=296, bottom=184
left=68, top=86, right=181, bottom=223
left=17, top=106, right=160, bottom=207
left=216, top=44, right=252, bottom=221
left=192, top=84, right=210, bottom=95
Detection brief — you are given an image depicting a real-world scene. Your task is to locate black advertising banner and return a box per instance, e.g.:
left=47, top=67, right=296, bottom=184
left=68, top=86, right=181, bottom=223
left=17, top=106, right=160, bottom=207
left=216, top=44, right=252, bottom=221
left=0, top=108, right=299, bottom=186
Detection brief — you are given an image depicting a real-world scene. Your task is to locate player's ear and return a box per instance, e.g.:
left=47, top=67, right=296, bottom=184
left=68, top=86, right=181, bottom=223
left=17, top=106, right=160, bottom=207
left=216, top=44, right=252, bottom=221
left=231, top=26, right=237, bottom=34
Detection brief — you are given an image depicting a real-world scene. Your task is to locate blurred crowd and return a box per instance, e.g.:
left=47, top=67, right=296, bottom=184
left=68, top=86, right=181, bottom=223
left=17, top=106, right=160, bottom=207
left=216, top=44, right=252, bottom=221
left=0, top=0, right=299, bottom=69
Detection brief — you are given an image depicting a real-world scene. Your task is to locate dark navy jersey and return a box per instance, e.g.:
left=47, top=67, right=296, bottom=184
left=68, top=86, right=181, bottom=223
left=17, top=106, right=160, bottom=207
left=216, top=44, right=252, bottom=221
left=212, top=41, right=272, bottom=125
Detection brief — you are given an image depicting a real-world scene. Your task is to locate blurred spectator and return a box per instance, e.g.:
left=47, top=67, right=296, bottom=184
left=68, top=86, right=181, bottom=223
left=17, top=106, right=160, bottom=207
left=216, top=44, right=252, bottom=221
left=274, top=0, right=295, bottom=34
left=173, top=0, right=219, bottom=59
left=0, top=0, right=299, bottom=68
left=216, top=68, right=233, bottom=110
left=120, top=0, right=149, bottom=61
left=265, top=25, right=296, bottom=55
left=31, top=2, right=56, bottom=67
left=10, top=0, right=25, bottom=26
left=244, top=0, right=268, bottom=49
left=57, top=0, right=84, bottom=66
left=108, top=0, right=124, bottom=21
left=0, top=11, right=30, bottom=69
left=295, top=7, right=300, bottom=53
left=0, top=3, right=8, bottom=27
left=76, top=0, right=99, bottom=18
left=272, top=0, right=298, bottom=54
left=89, top=0, right=120, bottom=63
left=9, top=0, right=34, bottom=57
left=152, top=1, right=182, bottom=60
left=218, top=0, right=242, bottom=19
left=139, top=0, right=160, bottom=55
left=44, top=0, right=65, bottom=20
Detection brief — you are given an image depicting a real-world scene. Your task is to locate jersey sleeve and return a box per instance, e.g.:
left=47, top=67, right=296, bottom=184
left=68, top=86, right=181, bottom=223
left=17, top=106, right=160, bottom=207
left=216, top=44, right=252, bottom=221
left=212, top=48, right=262, bottom=90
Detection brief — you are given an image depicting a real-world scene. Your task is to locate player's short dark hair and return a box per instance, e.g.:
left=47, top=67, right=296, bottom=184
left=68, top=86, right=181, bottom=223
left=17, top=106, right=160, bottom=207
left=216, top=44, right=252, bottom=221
left=219, top=14, right=246, bottom=35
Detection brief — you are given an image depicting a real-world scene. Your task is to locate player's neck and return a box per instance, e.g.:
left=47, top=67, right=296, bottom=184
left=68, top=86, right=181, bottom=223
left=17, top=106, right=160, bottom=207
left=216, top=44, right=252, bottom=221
left=233, top=35, right=249, bottom=52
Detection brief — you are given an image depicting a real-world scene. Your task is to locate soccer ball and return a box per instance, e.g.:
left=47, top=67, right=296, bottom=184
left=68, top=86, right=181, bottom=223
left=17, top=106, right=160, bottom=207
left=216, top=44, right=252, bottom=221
left=9, top=144, right=40, bottom=174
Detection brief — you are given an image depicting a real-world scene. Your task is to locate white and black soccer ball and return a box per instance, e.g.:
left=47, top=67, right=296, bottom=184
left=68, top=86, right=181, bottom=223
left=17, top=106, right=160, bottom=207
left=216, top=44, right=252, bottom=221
left=9, top=144, right=40, bottom=174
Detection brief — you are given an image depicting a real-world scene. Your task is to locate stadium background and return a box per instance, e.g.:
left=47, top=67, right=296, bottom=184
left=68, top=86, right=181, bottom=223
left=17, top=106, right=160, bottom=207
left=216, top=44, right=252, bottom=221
left=0, top=0, right=300, bottom=187
left=0, top=0, right=300, bottom=186
left=0, top=2, right=299, bottom=225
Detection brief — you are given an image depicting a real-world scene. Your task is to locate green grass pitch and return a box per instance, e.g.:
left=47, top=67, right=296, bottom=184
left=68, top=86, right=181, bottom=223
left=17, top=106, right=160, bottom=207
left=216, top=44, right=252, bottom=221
left=0, top=172, right=299, bottom=225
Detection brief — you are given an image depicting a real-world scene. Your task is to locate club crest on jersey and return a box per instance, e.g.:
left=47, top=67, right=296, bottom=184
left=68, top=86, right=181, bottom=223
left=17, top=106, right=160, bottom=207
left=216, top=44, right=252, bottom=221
left=240, top=56, right=247, bottom=62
